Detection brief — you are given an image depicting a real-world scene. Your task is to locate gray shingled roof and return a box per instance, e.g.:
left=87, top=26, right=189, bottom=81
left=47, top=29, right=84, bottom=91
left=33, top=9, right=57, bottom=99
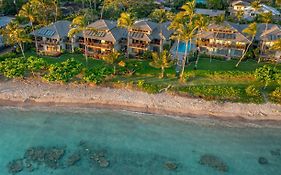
left=197, top=21, right=251, bottom=43
left=195, top=8, right=225, bottom=17
left=87, top=19, right=116, bottom=31
left=132, top=20, right=158, bottom=32
left=0, top=16, right=14, bottom=28
left=31, top=20, right=71, bottom=39
left=83, top=19, right=127, bottom=43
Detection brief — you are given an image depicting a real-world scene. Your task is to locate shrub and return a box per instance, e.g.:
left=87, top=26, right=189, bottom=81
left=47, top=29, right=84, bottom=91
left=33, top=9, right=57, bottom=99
left=44, top=58, right=82, bottom=82
left=0, top=58, right=26, bottom=78
left=270, top=87, right=281, bottom=103
left=178, top=85, right=243, bottom=101
left=0, top=52, right=17, bottom=61
left=245, top=85, right=261, bottom=97
left=27, top=56, right=47, bottom=74
left=83, top=67, right=112, bottom=84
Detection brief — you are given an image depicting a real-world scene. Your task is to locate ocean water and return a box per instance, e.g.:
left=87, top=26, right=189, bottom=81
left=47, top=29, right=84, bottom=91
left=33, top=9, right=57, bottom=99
left=0, top=106, right=281, bottom=175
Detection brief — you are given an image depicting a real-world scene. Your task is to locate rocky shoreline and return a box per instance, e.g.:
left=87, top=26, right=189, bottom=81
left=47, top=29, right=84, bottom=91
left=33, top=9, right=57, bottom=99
left=0, top=78, right=281, bottom=122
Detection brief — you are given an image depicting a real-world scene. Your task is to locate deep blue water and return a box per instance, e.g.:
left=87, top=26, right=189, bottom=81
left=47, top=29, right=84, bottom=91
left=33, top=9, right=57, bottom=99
left=0, top=107, right=281, bottom=175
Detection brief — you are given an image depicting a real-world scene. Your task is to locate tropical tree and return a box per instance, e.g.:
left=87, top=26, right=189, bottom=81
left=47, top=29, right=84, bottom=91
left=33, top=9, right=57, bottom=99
left=259, top=12, right=273, bottom=62
left=68, top=15, right=96, bottom=65
left=251, top=0, right=261, bottom=10
left=194, top=14, right=209, bottom=69
left=169, top=12, right=185, bottom=62
left=149, top=50, right=174, bottom=78
left=236, top=10, right=244, bottom=23
left=117, top=12, right=135, bottom=59
left=271, top=38, right=281, bottom=51
left=236, top=22, right=257, bottom=67
left=18, top=1, right=39, bottom=53
left=149, top=9, right=174, bottom=53
left=102, top=50, right=120, bottom=74
left=1, top=21, right=31, bottom=58
left=179, top=22, right=196, bottom=81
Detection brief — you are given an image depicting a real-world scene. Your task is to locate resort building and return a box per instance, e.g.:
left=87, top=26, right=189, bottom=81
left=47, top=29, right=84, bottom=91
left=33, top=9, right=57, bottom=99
left=230, top=0, right=281, bottom=21
left=77, top=19, right=127, bottom=59
left=128, top=20, right=173, bottom=56
left=31, top=20, right=71, bottom=56
left=256, top=24, right=281, bottom=61
left=195, top=8, right=225, bottom=17
left=0, top=16, right=14, bottom=49
left=196, top=22, right=251, bottom=58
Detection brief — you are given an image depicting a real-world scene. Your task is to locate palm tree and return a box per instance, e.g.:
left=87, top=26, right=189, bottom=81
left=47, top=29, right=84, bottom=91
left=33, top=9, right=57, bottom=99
left=1, top=21, right=31, bottom=58
left=236, top=10, right=244, bottom=23
left=102, top=50, right=120, bottom=75
left=236, top=22, right=257, bottom=67
left=271, top=38, right=281, bottom=51
left=259, top=12, right=273, bottom=62
left=68, top=15, right=96, bottom=65
left=149, top=9, right=174, bottom=53
left=18, top=1, right=39, bottom=53
left=181, top=0, right=196, bottom=22
left=179, top=22, right=197, bottom=81
left=117, top=12, right=135, bottom=59
left=251, top=0, right=261, bottom=11
left=169, top=12, right=185, bottom=62
left=194, top=14, right=209, bottom=69
left=150, top=50, right=174, bottom=78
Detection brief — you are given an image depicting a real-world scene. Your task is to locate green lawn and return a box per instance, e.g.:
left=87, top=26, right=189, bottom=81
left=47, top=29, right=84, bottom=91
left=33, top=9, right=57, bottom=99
left=22, top=51, right=281, bottom=103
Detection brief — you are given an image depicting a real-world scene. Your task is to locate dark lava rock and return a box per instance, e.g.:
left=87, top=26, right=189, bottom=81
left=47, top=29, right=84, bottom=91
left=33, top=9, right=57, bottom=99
left=199, top=154, right=228, bottom=172
left=44, top=147, right=65, bottom=169
left=7, top=159, right=24, bottom=174
left=98, top=157, right=110, bottom=168
left=24, top=147, right=46, bottom=163
left=258, top=157, right=268, bottom=165
left=67, top=153, right=81, bottom=166
left=164, top=161, right=177, bottom=171
left=270, top=149, right=280, bottom=156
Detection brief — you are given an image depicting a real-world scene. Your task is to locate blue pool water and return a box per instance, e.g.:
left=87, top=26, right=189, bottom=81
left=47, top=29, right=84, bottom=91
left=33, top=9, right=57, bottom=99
left=1, top=107, right=281, bottom=175
left=174, top=42, right=193, bottom=53
left=196, top=0, right=206, bottom=4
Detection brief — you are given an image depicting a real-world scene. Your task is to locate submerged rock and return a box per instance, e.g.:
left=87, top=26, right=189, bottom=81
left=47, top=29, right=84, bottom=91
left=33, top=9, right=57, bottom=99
left=199, top=154, right=228, bottom=172
left=24, top=146, right=46, bottom=163
left=270, top=149, right=280, bottom=156
left=164, top=161, right=177, bottom=170
left=258, top=157, right=268, bottom=165
left=67, top=153, right=81, bottom=166
left=7, top=159, right=24, bottom=174
left=98, top=157, right=110, bottom=168
left=44, top=147, right=65, bottom=169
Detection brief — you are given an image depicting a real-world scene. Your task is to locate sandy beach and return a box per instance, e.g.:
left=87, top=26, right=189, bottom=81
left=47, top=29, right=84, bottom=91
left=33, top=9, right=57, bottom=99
left=0, top=78, right=280, bottom=121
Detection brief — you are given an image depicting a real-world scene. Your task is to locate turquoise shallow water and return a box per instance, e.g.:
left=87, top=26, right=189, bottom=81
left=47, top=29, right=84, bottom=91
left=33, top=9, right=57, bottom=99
left=0, top=107, right=281, bottom=175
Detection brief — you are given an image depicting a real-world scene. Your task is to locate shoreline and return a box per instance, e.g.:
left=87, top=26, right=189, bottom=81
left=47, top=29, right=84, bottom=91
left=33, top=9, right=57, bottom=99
left=0, top=79, right=281, bottom=123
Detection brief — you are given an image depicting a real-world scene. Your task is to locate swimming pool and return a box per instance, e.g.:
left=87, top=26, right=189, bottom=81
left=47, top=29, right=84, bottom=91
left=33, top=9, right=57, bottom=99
left=173, top=42, right=193, bottom=53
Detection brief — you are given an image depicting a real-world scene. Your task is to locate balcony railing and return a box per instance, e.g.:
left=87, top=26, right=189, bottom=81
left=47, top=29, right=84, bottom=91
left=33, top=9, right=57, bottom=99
left=197, top=41, right=246, bottom=50
left=129, top=43, right=148, bottom=49
left=36, top=40, right=60, bottom=45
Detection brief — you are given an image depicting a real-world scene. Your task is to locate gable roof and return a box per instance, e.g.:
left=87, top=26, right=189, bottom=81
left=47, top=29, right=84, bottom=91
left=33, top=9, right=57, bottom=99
left=132, top=20, right=158, bottom=32
left=83, top=19, right=127, bottom=42
left=0, top=16, right=15, bottom=28
left=87, top=19, right=116, bottom=31
left=197, top=21, right=251, bottom=43
left=195, top=8, right=225, bottom=17
left=32, top=20, right=71, bottom=39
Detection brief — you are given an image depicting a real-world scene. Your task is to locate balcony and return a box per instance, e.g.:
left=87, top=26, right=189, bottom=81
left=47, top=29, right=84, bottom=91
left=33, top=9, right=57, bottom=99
left=129, top=43, right=148, bottom=49
left=197, top=41, right=246, bottom=50
left=36, top=40, right=59, bottom=45
left=86, top=42, right=114, bottom=49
